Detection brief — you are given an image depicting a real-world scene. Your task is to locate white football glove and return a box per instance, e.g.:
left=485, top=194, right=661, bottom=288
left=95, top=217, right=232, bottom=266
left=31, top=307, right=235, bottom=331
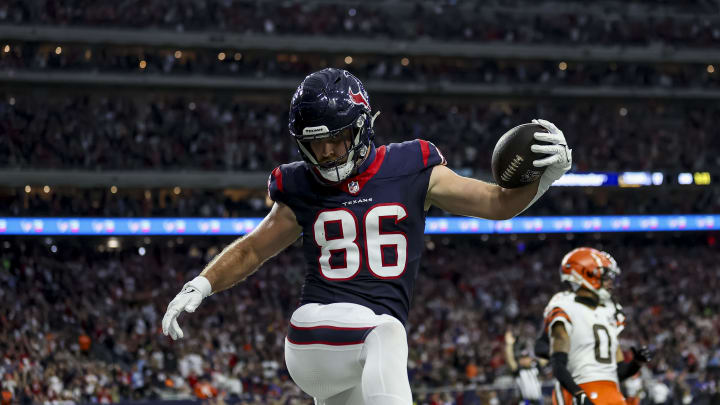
left=523, top=118, right=572, bottom=211
left=161, top=276, right=212, bottom=340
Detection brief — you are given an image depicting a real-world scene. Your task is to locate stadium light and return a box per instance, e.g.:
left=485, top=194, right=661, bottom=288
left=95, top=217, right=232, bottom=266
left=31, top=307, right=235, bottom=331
left=107, top=238, right=120, bottom=249
left=694, top=172, right=711, bottom=185
left=678, top=173, right=693, bottom=185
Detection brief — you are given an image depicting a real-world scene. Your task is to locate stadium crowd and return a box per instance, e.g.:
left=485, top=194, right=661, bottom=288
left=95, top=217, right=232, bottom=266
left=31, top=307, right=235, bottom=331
left=1, top=235, right=719, bottom=404
left=2, top=0, right=720, bottom=46
left=2, top=93, right=718, bottom=173
left=2, top=186, right=718, bottom=218
left=3, top=44, right=720, bottom=91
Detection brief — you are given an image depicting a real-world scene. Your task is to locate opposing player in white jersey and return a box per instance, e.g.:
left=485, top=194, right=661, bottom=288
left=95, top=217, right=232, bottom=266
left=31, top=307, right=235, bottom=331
left=544, top=248, right=651, bottom=405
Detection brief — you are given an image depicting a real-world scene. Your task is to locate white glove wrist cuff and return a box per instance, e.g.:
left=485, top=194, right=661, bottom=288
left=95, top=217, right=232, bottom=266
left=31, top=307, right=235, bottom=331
left=517, top=172, right=553, bottom=215
left=185, top=275, right=213, bottom=298
left=527, top=174, right=554, bottom=208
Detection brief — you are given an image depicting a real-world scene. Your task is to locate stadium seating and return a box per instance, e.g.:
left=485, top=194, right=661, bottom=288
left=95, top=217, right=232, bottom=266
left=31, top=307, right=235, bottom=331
left=3, top=1, right=720, bottom=403
left=1, top=235, right=717, bottom=403
left=2, top=93, right=718, bottom=172
left=3, top=1, right=719, bottom=46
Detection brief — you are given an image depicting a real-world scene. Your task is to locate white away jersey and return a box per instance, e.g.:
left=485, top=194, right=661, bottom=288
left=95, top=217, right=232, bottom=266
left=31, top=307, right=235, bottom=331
left=543, top=291, right=626, bottom=385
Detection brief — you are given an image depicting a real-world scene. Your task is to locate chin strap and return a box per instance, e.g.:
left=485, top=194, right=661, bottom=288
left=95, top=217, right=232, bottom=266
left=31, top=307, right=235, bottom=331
left=370, top=110, right=381, bottom=127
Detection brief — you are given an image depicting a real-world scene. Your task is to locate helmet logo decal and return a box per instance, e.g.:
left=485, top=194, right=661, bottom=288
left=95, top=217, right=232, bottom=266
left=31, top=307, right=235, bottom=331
left=302, top=125, right=330, bottom=136
left=349, top=86, right=369, bottom=109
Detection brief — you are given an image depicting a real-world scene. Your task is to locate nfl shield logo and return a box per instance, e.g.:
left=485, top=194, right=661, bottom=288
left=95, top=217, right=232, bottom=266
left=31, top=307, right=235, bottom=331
left=348, top=181, right=359, bottom=194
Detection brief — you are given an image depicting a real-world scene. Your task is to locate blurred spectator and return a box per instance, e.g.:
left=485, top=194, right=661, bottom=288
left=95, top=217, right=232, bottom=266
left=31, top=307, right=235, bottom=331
left=1, top=0, right=720, bottom=46
left=2, top=93, right=719, bottom=172
left=0, top=233, right=718, bottom=403
left=3, top=44, right=720, bottom=90
left=1, top=185, right=717, bottom=217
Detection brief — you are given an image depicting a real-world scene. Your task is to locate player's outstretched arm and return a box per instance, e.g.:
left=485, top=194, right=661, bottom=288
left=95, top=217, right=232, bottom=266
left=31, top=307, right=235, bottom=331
left=504, top=330, right=519, bottom=372
left=199, top=202, right=302, bottom=292
left=162, top=202, right=302, bottom=340
left=426, top=165, right=540, bottom=220
left=617, top=345, right=652, bottom=381
left=426, top=120, right=571, bottom=219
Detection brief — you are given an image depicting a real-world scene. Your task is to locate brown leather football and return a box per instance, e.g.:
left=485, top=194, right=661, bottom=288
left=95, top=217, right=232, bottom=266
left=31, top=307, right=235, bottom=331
left=491, top=123, right=550, bottom=189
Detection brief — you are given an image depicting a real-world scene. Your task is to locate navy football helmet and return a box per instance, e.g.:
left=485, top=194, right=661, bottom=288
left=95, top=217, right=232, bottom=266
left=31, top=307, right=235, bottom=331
left=289, top=68, right=379, bottom=183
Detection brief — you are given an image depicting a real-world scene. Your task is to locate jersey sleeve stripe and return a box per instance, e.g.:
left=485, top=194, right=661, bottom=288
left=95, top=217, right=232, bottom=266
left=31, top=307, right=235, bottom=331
left=543, top=308, right=572, bottom=332
left=418, top=139, right=430, bottom=167
left=272, top=166, right=284, bottom=192
left=545, top=308, right=571, bottom=322
left=545, top=307, right=565, bottom=320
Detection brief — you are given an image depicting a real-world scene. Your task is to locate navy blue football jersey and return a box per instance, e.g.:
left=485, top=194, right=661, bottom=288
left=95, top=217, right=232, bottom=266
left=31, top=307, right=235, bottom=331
left=268, top=139, right=446, bottom=325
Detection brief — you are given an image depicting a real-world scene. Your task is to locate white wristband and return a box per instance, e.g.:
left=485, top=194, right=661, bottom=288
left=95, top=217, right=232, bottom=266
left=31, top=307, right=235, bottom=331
left=184, top=275, right=213, bottom=298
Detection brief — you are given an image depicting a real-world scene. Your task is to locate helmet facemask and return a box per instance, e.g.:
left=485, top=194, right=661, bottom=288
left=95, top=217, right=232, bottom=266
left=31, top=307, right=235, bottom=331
left=295, top=112, right=377, bottom=184
left=563, top=267, right=610, bottom=298
left=597, top=251, right=621, bottom=302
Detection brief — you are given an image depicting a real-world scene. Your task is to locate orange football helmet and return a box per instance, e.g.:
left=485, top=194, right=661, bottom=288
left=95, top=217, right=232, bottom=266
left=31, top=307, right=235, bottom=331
left=560, top=247, right=620, bottom=300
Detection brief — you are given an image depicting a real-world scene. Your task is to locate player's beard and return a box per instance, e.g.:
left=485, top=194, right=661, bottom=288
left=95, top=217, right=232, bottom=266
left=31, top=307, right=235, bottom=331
left=313, top=130, right=370, bottom=184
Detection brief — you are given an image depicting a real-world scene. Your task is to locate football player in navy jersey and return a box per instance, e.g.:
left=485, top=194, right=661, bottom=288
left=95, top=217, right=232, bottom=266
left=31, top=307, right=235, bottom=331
left=162, top=68, right=572, bottom=405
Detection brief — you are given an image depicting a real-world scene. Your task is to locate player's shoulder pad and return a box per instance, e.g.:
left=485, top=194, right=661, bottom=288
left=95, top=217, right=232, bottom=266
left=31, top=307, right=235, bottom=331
left=267, top=161, right=309, bottom=205
left=383, top=139, right=447, bottom=175
left=543, top=292, right=574, bottom=333
left=546, top=291, right=574, bottom=311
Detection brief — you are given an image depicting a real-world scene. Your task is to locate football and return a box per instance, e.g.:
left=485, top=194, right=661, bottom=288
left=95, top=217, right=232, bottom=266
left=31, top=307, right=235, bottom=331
left=491, top=123, right=550, bottom=189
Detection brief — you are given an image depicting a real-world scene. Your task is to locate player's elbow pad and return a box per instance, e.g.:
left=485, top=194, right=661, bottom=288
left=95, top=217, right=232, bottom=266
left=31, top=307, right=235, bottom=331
left=617, top=360, right=641, bottom=381
left=550, top=352, right=582, bottom=395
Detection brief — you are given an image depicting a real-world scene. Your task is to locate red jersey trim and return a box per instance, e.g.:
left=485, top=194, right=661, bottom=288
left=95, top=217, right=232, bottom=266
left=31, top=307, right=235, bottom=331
left=272, top=167, right=284, bottom=192
left=419, top=139, right=430, bottom=167
left=337, top=146, right=387, bottom=195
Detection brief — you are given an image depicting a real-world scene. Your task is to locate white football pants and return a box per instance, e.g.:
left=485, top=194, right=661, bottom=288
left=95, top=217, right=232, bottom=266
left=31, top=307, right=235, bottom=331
left=284, top=303, right=412, bottom=405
